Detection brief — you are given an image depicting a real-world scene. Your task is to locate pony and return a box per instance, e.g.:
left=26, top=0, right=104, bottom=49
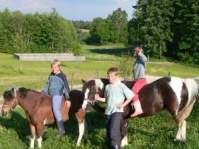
left=82, top=76, right=199, bottom=147
left=1, top=88, right=86, bottom=148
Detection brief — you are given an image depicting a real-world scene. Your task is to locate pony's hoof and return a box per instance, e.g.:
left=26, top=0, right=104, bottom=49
left=76, top=143, right=81, bottom=147
left=174, top=138, right=186, bottom=142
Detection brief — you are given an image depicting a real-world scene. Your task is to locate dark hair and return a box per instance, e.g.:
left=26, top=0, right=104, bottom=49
left=133, top=45, right=143, bottom=51
left=107, top=67, right=119, bottom=76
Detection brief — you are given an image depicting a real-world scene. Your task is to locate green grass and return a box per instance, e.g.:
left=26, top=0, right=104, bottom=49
left=1, top=103, right=199, bottom=149
left=0, top=53, right=118, bottom=94
left=0, top=44, right=199, bottom=148
left=0, top=44, right=199, bottom=94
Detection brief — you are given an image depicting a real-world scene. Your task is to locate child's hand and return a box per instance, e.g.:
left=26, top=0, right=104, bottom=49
left=117, top=103, right=124, bottom=110
left=95, top=93, right=100, bottom=101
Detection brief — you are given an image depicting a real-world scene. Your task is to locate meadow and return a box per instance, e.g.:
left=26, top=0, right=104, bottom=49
left=0, top=44, right=199, bottom=149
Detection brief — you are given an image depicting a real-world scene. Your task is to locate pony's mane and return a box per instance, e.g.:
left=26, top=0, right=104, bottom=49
left=18, top=87, right=42, bottom=98
left=3, top=89, right=14, bottom=101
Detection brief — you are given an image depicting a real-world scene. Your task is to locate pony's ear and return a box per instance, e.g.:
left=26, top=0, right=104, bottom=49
left=82, top=79, right=86, bottom=84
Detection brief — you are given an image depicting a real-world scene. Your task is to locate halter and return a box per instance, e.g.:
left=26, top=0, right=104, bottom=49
left=84, top=88, right=95, bottom=105
left=1, top=88, right=18, bottom=114
left=11, top=88, right=19, bottom=108
left=86, top=86, right=104, bottom=105
left=83, top=79, right=105, bottom=105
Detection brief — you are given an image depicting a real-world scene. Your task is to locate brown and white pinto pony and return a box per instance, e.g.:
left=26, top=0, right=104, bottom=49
left=1, top=88, right=86, bottom=148
left=82, top=76, right=199, bottom=147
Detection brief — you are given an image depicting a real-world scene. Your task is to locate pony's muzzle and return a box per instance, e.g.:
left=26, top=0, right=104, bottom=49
left=1, top=107, right=9, bottom=117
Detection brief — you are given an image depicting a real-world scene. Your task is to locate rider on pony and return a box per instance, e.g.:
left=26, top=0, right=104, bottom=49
left=131, top=46, right=147, bottom=117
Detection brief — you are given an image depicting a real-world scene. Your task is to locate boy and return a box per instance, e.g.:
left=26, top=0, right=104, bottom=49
left=95, top=67, right=134, bottom=149
left=43, top=59, right=71, bottom=136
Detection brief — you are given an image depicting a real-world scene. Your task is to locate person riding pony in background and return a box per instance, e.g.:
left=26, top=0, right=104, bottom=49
left=95, top=67, right=134, bottom=149
left=131, top=46, right=147, bottom=117
left=43, top=59, right=71, bottom=137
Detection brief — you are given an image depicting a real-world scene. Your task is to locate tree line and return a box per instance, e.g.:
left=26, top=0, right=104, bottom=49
left=88, top=8, right=128, bottom=44
left=128, top=0, right=199, bottom=64
left=0, top=2, right=198, bottom=64
left=0, top=9, right=80, bottom=54
left=87, top=1, right=198, bottom=64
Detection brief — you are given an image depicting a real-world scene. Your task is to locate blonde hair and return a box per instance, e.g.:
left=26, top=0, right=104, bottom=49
left=51, top=59, right=61, bottom=67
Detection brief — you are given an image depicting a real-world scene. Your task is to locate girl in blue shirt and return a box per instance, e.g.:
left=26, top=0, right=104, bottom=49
left=43, top=59, right=70, bottom=136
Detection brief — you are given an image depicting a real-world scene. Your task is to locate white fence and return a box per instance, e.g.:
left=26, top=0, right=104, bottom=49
left=14, top=53, right=86, bottom=61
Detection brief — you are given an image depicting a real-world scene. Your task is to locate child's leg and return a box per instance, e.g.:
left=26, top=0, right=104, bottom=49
left=65, top=99, right=71, bottom=112
left=131, top=79, right=146, bottom=117
left=131, top=99, right=143, bottom=117
left=107, top=112, right=123, bottom=148
left=52, top=95, right=65, bottom=136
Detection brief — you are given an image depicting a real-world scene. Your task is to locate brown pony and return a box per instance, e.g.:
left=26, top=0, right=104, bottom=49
left=1, top=88, right=86, bottom=148
left=82, top=76, right=199, bottom=148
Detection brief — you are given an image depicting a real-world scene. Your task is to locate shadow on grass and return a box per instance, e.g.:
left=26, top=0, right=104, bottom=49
left=62, top=111, right=107, bottom=146
left=0, top=110, right=107, bottom=148
left=88, top=47, right=131, bottom=58
left=0, top=111, right=29, bottom=145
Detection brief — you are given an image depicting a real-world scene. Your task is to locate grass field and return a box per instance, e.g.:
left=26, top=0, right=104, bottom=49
left=1, top=103, right=199, bottom=149
left=0, top=44, right=199, bottom=149
left=0, top=44, right=199, bottom=94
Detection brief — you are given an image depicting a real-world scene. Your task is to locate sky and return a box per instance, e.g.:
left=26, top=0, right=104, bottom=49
left=0, top=0, right=137, bottom=21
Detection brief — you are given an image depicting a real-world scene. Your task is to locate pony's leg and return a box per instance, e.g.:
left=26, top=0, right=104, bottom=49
left=75, top=110, right=86, bottom=146
left=29, top=123, right=36, bottom=148
left=37, top=137, right=43, bottom=148
left=121, top=135, right=128, bottom=147
left=121, top=120, right=128, bottom=147
left=175, top=99, right=196, bottom=141
left=176, top=100, right=196, bottom=123
left=76, top=120, right=85, bottom=146
left=175, top=120, right=186, bottom=141
left=35, top=123, right=44, bottom=148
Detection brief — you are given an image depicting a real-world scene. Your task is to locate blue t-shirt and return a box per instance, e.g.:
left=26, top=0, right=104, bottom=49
left=105, top=81, right=134, bottom=115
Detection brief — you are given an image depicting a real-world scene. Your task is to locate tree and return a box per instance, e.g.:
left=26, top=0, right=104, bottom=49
left=108, top=8, right=128, bottom=44
left=0, top=9, right=80, bottom=54
left=89, top=8, right=128, bottom=44
left=129, top=0, right=199, bottom=64
left=90, top=17, right=110, bottom=44
left=132, top=0, right=174, bottom=58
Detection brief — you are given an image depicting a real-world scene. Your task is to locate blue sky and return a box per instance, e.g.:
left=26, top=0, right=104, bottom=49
left=0, top=0, right=137, bottom=21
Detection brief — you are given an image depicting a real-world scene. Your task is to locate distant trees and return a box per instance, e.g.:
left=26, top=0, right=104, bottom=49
left=89, top=8, right=128, bottom=44
left=72, top=20, right=91, bottom=29
left=0, top=9, right=80, bottom=54
left=128, top=0, right=199, bottom=64
left=1, top=3, right=198, bottom=64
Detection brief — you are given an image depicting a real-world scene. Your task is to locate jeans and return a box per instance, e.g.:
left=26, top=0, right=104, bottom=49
left=52, top=95, right=63, bottom=122
left=107, top=112, right=124, bottom=149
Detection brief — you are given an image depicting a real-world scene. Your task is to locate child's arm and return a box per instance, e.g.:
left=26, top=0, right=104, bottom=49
left=121, top=98, right=132, bottom=108
left=118, top=97, right=132, bottom=109
left=95, top=93, right=106, bottom=102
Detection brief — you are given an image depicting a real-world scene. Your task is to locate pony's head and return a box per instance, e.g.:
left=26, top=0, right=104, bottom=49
left=1, top=88, right=18, bottom=116
left=82, top=78, right=109, bottom=105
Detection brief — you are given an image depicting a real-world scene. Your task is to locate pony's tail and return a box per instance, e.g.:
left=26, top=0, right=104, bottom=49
left=184, top=77, right=199, bottom=101
left=186, top=77, right=199, bottom=101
